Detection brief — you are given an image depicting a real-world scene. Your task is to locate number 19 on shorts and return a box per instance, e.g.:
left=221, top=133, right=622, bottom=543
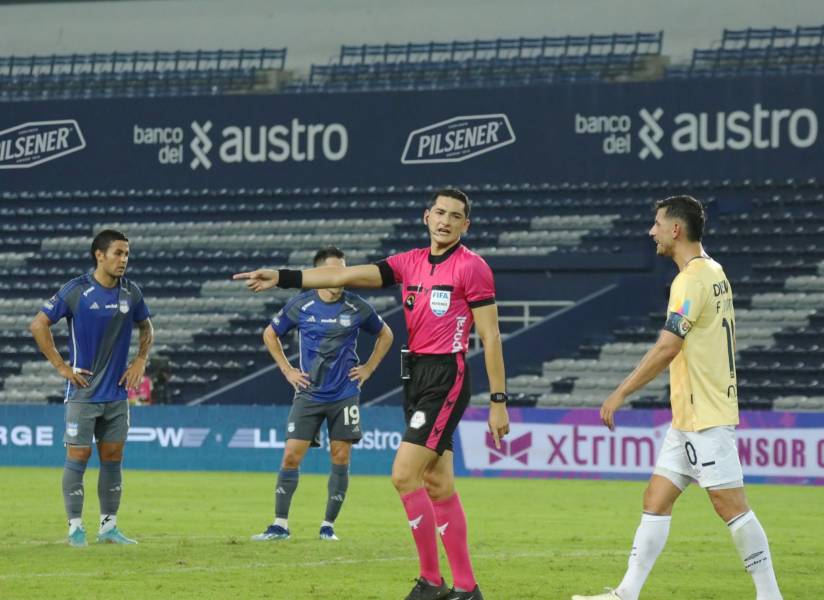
left=342, top=405, right=360, bottom=426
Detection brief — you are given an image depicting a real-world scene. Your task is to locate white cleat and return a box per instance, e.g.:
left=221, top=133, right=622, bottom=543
left=571, top=589, right=622, bottom=600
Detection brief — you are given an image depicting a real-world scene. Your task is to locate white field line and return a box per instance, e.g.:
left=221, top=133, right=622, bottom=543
left=0, top=548, right=624, bottom=580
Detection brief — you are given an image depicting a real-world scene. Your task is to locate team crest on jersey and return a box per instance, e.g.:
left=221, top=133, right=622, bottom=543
left=119, top=299, right=129, bottom=314
left=339, top=314, right=352, bottom=327
left=430, top=290, right=451, bottom=317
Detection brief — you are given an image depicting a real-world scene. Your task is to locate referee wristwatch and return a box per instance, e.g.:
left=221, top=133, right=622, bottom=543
left=490, top=392, right=508, bottom=404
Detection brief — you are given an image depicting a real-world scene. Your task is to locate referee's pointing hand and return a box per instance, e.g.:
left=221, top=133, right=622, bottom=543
left=233, top=269, right=279, bottom=292
left=488, top=403, right=510, bottom=449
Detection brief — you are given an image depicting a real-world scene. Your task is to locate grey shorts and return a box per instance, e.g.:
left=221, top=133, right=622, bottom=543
left=64, top=399, right=130, bottom=446
left=287, top=395, right=362, bottom=447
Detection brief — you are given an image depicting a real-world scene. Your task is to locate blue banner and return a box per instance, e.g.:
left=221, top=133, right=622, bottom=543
left=0, top=404, right=405, bottom=474
left=2, top=76, right=823, bottom=191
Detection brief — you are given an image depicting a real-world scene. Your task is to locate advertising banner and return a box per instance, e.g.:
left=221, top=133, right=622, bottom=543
left=2, top=76, right=822, bottom=192
left=455, top=407, right=824, bottom=485
left=0, top=404, right=406, bottom=474
left=2, top=404, right=823, bottom=484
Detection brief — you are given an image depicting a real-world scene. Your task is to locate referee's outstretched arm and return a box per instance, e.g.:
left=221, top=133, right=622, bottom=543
left=233, top=264, right=382, bottom=292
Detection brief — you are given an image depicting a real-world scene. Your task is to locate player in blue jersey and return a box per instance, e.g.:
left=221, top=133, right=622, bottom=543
left=251, top=246, right=394, bottom=542
left=30, top=230, right=153, bottom=547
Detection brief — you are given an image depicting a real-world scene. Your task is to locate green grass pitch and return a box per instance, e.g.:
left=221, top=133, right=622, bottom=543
left=0, top=467, right=819, bottom=599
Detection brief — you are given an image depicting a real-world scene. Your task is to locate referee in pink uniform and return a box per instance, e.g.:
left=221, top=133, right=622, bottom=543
left=235, top=188, right=509, bottom=600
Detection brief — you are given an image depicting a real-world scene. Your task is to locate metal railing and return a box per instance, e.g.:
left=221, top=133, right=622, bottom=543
left=469, top=299, right=574, bottom=350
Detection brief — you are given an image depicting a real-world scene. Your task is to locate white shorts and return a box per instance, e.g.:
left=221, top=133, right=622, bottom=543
left=654, top=425, right=743, bottom=489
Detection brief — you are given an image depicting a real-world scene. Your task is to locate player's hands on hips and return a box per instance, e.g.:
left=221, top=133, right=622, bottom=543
left=348, top=364, right=374, bottom=387
left=57, top=363, right=92, bottom=388
left=119, top=357, right=146, bottom=390
left=232, top=269, right=278, bottom=292
left=283, top=366, right=310, bottom=391
left=600, top=390, right=626, bottom=431
left=488, top=402, right=510, bottom=449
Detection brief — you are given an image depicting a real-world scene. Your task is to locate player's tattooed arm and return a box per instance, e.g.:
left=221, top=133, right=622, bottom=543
left=120, top=319, right=153, bottom=390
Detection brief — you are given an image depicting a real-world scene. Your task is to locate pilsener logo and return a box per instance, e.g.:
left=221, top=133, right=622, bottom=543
left=0, top=120, right=86, bottom=169
left=402, top=114, right=515, bottom=164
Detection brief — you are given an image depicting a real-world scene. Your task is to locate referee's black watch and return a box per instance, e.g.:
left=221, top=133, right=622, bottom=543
left=490, top=392, right=508, bottom=404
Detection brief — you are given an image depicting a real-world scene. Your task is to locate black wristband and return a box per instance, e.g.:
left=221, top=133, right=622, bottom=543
left=490, top=392, right=508, bottom=404
left=277, top=269, right=303, bottom=289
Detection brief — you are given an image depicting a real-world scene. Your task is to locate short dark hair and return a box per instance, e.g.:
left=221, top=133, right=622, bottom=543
left=655, top=195, right=705, bottom=242
left=91, top=229, right=129, bottom=266
left=313, top=245, right=345, bottom=267
left=429, top=187, right=471, bottom=218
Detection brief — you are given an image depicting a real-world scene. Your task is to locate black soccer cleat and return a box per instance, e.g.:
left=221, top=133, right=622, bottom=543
left=445, top=585, right=484, bottom=600
left=404, top=577, right=450, bottom=600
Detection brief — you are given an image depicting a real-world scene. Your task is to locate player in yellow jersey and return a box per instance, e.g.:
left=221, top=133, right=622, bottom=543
left=572, top=196, right=782, bottom=600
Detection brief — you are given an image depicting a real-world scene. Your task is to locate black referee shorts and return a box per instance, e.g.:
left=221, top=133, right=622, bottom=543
left=402, top=352, right=470, bottom=456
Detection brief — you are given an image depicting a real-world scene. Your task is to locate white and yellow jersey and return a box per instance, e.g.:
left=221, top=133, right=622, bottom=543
left=666, top=257, right=739, bottom=431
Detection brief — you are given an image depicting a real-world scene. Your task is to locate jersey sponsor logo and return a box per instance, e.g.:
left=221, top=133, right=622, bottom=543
left=301, top=300, right=315, bottom=311
left=430, top=290, right=451, bottom=317
left=452, top=316, right=468, bottom=352
left=83, top=286, right=96, bottom=297
left=339, top=314, right=352, bottom=327
left=0, top=119, right=86, bottom=169
left=90, top=302, right=100, bottom=310
left=66, top=422, right=79, bottom=437
left=105, top=303, right=117, bottom=309
left=306, top=315, right=316, bottom=323
left=321, top=318, right=337, bottom=324
left=119, top=299, right=129, bottom=314
left=410, top=410, right=426, bottom=429
left=401, top=113, right=516, bottom=164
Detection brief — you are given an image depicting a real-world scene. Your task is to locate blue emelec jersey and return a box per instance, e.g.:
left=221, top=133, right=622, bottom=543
left=40, top=271, right=152, bottom=403
left=271, top=290, right=384, bottom=403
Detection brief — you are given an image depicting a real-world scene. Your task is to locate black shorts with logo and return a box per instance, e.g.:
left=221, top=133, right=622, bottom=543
left=402, top=353, right=470, bottom=455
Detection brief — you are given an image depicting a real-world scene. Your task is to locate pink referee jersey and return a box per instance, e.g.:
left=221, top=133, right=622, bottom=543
left=382, top=243, right=496, bottom=354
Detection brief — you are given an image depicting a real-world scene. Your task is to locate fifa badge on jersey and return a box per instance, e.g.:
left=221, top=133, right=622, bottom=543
left=430, top=290, right=451, bottom=317
left=66, top=422, right=79, bottom=438
left=339, top=314, right=352, bottom=327
left=119, top=299, right=129, bottom=314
